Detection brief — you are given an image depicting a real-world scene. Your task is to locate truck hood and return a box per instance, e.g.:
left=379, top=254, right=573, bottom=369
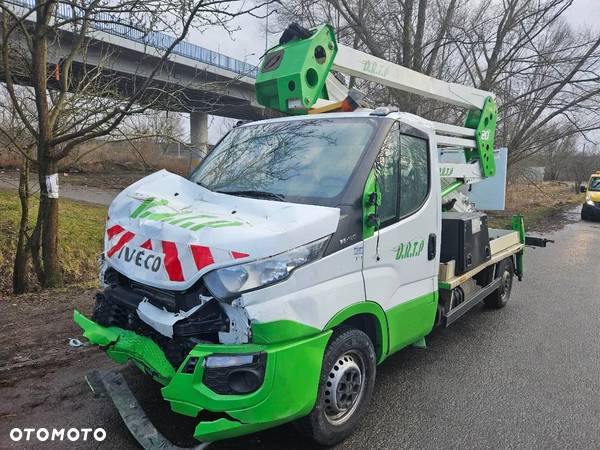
left=105, top=170, right=340, bottom=291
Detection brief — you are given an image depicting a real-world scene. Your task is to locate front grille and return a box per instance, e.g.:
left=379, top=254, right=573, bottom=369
left=130, top=280, right=177, bottom=310
left=105, top=267, right=212, bottom=312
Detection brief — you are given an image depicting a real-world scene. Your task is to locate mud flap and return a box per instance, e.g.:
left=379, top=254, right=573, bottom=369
left=85, top=370, right=210, bottom=450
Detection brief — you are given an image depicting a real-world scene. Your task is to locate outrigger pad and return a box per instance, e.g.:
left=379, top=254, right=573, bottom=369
left=85, top=370, right=210, bottom=450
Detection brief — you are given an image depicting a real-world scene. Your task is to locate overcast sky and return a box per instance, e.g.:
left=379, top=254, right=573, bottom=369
left=189, top=0, right=599, bottom=143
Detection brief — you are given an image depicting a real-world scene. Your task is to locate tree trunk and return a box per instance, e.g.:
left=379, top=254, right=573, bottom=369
left=37, top=156, right=62, bottom=288
left=13, top=159, right=30, bottom=294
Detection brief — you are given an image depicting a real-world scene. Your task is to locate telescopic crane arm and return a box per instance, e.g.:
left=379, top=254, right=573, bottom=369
left=255, top=24, right=499, bottom=185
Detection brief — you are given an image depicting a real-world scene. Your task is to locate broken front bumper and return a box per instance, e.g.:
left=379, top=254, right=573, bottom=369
left=74, top=310, right=330, bottom=442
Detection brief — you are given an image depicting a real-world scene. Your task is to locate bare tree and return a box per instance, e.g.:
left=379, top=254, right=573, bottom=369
left=0, top=0, right=267, bottom=290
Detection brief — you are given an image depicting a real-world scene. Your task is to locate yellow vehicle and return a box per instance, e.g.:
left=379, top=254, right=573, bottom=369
left=581, top=171, right=600, bottom=221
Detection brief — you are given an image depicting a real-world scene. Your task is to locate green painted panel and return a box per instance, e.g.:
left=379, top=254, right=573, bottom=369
left=465, top=96, right=497, bottom=178
left=73, top=310, right=176, bottom=384
left=362, top=169, right=380, bottom=239
left=251, top=319, right=320, bottom=344
left=512, top=214, right=525, bottom=278
left=324, top=301, right=389, bottom=363
left=255, top=24, right=338, bottom=114
left=385, top=292, right=438, bottom=354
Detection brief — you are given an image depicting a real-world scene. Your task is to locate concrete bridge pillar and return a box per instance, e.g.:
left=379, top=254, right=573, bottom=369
left=190, top=112, right=209, bottom=157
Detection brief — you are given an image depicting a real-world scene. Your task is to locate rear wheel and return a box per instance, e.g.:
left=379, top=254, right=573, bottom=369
left=296, top=327, right=376, bottom=446
left=484, top=258, right=514, bottom=309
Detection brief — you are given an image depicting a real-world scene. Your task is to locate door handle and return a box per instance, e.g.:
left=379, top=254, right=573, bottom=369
left=428, top=233, right=436, bottom=261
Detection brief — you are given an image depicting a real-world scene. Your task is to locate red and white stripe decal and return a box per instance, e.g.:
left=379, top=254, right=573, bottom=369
left=104, top=223, right=249, bottom=283
left=106, top=224, right=125, bottom=240
left=190, top=245, right=214, bottom=270
left=140, top=239, right=153, bottom=250
left=161, top=241, right=184, bottom=282
left=107, top=231, right=135, bottom=257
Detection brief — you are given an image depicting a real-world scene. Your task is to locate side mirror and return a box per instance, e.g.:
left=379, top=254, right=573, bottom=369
left=579, top=185, right=587, bottom=193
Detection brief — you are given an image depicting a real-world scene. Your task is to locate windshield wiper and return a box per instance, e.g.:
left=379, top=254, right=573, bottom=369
left=216, top=189, right=286, bottom=201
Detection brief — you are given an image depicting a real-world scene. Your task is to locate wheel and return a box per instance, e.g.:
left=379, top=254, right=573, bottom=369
left=484, top=258, right=514, bottom=309
left=296, top=327, right=377, bottom=446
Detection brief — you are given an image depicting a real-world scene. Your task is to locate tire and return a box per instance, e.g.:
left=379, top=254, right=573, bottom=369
left=296, top=327, right=377, bottom=446
left=484, top=258, right=514, bottom=309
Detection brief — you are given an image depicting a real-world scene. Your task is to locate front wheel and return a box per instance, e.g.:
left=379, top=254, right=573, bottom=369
left=296, top=327, right=377, bottom=446
left=484, top=258, right=514, bottom=309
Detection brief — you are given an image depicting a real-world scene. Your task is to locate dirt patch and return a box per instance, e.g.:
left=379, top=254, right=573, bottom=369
left=0, top=288, right=101, bottom=388
left=487, top=181, right=584, bottom=232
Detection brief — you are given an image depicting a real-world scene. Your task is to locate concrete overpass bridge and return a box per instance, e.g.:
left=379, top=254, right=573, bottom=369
left=0, top=0, right=272, bottom=152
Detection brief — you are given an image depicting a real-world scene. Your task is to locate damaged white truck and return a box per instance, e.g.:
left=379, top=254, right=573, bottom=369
left=75, top=23, right=548, bottom=447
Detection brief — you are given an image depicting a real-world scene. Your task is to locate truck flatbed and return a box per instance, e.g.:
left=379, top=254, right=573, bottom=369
left=438, top=229, right=523, bottom=290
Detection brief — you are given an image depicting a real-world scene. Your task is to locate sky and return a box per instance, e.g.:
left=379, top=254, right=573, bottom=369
left=187, top=0, right=599, bottom=143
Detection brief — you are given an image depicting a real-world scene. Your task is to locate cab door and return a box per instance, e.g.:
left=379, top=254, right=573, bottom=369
left=362, top=121, right=440, bottom=354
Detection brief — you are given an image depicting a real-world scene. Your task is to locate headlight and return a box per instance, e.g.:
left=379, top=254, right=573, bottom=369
left=203, top=236, right=330, bottom=300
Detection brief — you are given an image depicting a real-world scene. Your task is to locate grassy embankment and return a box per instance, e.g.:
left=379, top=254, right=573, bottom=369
left=487, top=181, right=584, bottom=229
left=0, top=190, right=105, bottom=296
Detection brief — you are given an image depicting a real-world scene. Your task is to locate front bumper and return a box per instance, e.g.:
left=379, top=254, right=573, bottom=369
left=582, top=202, right=600, bottom=220
left=74, top=310, right=330, bottom=442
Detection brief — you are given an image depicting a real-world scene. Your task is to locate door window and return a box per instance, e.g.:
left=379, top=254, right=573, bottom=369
left=373, top=125, right=429, bottom=227
left=399, top=134, right=429, bottom=216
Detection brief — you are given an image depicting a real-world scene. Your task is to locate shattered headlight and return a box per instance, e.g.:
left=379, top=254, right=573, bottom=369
left=203, top=236, right=330, bottom=300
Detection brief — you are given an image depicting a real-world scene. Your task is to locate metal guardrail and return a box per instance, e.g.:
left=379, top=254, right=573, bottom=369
left=5, top=0, right=259, bottom=79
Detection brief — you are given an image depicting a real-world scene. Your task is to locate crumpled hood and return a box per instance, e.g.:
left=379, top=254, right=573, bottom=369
left=104, top=170, right=340, bottom=290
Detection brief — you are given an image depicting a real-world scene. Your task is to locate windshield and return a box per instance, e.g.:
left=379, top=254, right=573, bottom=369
left=190, top=118, right=378, bottom=203
left=590, top=177, right=600, bottom=192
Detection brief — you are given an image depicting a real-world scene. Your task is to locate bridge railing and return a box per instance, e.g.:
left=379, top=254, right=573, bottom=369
left=5, top=0, right=259, bottom=78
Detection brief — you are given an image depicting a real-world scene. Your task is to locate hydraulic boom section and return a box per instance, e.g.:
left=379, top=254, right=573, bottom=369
left=255, top=23, right=499, bottom=180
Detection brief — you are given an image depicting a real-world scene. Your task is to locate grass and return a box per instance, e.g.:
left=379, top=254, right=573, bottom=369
left=487, top=181, right=584, bottom=229
left=0, top=190, right=106, bottom=297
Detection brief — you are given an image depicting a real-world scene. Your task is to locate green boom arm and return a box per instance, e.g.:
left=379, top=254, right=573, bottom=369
left=255, top=23, right=498, bottom=179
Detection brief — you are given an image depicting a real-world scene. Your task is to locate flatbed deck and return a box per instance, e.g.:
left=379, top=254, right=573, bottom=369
left=438, top=229, right=523, bottom=290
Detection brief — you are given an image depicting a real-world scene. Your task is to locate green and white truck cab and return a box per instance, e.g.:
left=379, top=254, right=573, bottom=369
left=75, top=23, right=532, bottom=447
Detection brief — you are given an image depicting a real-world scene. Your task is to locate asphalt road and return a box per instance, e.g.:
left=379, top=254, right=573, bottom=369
left=2, top=207, right=599, bottom=449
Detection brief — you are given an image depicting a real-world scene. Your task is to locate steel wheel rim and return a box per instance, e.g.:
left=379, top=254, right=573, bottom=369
left=323, top=350, right=366, bottom=425
left=500, top=269, right=512, bottom=301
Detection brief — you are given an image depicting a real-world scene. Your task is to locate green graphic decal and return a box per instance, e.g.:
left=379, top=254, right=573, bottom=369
left=360, top=59, right=390, bottom=77
left=440, top=167, right=454, bottom=177
left=395, top=240, right=425, bottom=260
left=130, top=198, right=243, bottom=230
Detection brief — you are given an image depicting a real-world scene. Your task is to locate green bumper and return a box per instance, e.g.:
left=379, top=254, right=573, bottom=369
left=73, top=310, right=331, bottom=442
